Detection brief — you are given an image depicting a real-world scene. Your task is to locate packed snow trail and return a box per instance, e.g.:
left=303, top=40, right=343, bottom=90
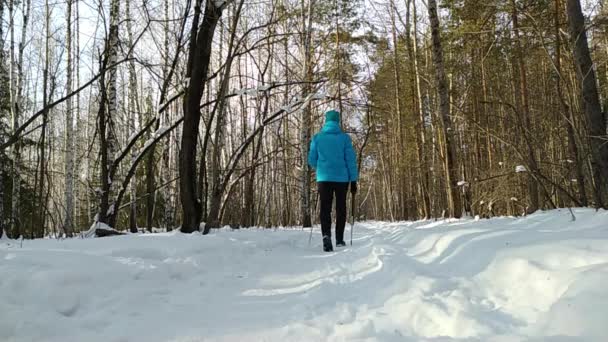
left=1, top=208, right=608, bottom=341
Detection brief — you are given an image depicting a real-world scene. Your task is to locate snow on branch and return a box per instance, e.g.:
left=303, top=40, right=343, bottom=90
left=202, top=80, right=325, bottom=108
left=515, top=165, right=527, bottom=173
left=95, top=79, right=326, bottom=230
left=221, top=89, right=328, bottom=189
left=83, top=220, right=123, bottom=238
left=232, top=84, right=272, bottom=96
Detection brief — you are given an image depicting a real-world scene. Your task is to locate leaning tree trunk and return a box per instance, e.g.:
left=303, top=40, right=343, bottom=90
left=566, top=0, right=608, bottom=208
left=428, top=0, right=462, bottom=218
left=180, top=0, right=227, bottom=233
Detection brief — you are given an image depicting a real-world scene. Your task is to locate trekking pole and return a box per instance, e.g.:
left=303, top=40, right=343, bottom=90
left=350, top=191, right=356, bottom=246
left=308, top=223, right=314, bottom=246
left=308, top=191, right=319, bottom=246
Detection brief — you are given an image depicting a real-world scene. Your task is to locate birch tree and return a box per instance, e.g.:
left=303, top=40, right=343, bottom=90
left=95, top=0, right=121, bottom=228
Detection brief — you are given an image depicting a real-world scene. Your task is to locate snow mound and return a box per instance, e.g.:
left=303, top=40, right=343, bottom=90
left=1, top=209, right=608, bottom=341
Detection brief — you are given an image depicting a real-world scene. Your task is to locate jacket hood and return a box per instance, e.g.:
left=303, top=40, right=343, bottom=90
left=325, top=110, right=340, bottom=123
left=321, top=121, right=342, bottom=134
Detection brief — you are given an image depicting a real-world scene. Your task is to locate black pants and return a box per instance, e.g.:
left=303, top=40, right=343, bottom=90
left=318, top=182, right=349, bottom=242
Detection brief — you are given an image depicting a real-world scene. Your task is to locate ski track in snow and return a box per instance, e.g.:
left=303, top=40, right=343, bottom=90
left=1, top=209, right=608, bottom=341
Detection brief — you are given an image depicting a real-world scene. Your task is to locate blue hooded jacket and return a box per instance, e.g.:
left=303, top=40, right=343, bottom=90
left=308, top=110, right=359, bottom=182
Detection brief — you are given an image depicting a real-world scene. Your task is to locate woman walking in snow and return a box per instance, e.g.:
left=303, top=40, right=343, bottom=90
left=308, top=109, right=358, bottom=252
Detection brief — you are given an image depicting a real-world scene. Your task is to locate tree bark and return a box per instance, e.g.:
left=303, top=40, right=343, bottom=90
left=35, top=0, right=51, bottom=237
left=555, top=0, right=587, bottom=206
left=97, top=56, right=110, bottom=226
left=405, top=0, right=431, bottom=218
left=144, top=95, right=155, bottom=232
left=427, top=0, right=462, bottom=218
left=566, top=0, right=608, bottom=208
left=161, top=0, right=173, bottom=231
left=126, top=0, right=140, bottom=233
left=511, top=0, right=540, bottom=213
left=9, top=0, right=20, bottom=237
left=205, top=0, right=245, bottom=233
left=180, top=0, right=227, bottom=233
left=0, top=0, right=7, bottom=236
left=98, top=0, right=120, bottom=228
left=389, top=0, right=408, bottom=220
left=299, top=0, right=315, bottom=228
left=64, top=0, right=75, bottom=236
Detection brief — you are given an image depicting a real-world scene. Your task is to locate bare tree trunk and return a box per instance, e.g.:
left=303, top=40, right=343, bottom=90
left=282, top=27, right=291, bottom=226
left=97, top=59, right=110, bottom=226
left=244, top=87, right=271, bottom=228
left=205, top=0, right=245, bottom=232
left=389, top=0, right=408, bottom=220
left=180, top=0, right=226, bottom=233
left=511, top=0, right=540, bottom=213
left=566, top=0, right=608, bottom=208
left=0, top=0, right=6, bottom=237
left=35, top=0, right=51, bottom=236
left=17, top=0, right=31, bottom=232
left=427, top=0, right=462, bottom=218
left=75, top=0, right=82, bottom=229
left=555, top=0, right=587, bottom=206
left=334, top=0, right=344, bottom=116
left=299, top=0, right=315, bottom=228
left=405, top=0, right=431, bottom=218
left=9, top=0, right=20, bottom=237
left=144, top=94, right=155, bottom=232
left=97, top=0, right=120, bottom=228
left=63, top=0, right=75, bottom=236
left=106, top=0, right=120, bottom=175
left=243, top=29, right=274, bottom=227
left=126, top=0, right=139, bottom=233
left=161, top=0, right=173, bottom=230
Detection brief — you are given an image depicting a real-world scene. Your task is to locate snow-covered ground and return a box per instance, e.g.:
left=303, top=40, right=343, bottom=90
left=1, top=209, right=608, bottom=342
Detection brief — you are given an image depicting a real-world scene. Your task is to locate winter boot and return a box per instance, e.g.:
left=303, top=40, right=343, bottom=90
left=336, top=240, right=346, bottom=247
left=323, top=235, right=333, bottom=252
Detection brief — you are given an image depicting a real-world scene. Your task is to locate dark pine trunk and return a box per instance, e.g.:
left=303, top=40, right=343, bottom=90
left=180, top=0, right=225, bottom=233
left=566, top=0, right=608, bottom=208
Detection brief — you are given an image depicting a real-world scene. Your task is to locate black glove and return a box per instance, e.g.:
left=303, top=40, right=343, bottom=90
left=350, top=181, right=357, bottom=194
